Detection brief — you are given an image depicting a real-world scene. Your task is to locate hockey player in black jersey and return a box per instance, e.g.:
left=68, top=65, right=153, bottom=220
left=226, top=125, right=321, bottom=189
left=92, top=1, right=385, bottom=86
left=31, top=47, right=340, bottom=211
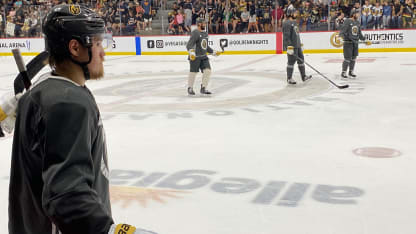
left=282, top=11, right=312, bottom=85
left=339, top=9, right=371, bottom=79
left=8, top=4, right=156, bottom=234
left=186, top=18, right=221, bottom=95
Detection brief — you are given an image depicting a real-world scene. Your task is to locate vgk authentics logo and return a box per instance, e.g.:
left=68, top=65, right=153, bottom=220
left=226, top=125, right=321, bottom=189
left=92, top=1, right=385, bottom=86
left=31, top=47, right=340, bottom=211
left=147, top=40, right=164, bottom=49
left=330, top=32, right=343, bottom=48
left=109, top=169, right=364, bottom=208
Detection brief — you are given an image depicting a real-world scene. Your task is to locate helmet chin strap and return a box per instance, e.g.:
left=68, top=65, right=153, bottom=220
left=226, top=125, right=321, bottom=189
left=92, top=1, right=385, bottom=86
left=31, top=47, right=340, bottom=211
left=69, top=47, right=92, bottom=80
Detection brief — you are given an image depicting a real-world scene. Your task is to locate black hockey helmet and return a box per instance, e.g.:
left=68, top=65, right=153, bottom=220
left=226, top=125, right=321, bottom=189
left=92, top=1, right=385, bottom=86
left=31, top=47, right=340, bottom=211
left=43, top=4, right=105, bottom=51
left=42, top=4, right=108, bottom=79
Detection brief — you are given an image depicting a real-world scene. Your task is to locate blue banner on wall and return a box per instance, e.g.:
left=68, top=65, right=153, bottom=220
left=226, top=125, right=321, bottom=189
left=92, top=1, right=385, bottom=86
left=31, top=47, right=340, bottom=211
left=135, top=37, right=141, bottom=55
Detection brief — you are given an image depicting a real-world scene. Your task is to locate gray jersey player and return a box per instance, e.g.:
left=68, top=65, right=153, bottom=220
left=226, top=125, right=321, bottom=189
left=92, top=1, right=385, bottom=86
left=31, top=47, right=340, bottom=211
left=8, top=4, right=157, bottom=234
left=339, top=9, right=371, bottom=78
left=283, top=11, right=312, bottom=85
left=186, top=18, right=220, bottom=95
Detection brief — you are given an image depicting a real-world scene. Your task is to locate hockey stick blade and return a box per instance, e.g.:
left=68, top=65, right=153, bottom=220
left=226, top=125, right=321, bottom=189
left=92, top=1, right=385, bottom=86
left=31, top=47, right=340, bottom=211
left=293, top=54, right=349, bottom=89
left=13, top=51, right=49, bottom=95
left=337, top=84, right=349, bottom=89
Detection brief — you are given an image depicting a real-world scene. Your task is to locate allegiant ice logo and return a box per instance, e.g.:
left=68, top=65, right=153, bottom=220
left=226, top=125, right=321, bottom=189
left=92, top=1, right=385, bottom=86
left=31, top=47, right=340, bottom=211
left=109, top=169, right=364, bottom=208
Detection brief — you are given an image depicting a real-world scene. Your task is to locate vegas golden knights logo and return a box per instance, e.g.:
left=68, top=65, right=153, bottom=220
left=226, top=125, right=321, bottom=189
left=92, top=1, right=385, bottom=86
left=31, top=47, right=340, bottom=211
left=201, top=39, right=208, bottom=50
left=352, top=26, right=359, bottom=36
left=294, top=25, right=299, bottom=35
left=69, top=5, right=81, bottom=15
left=330, top=32, right=343, bottom=48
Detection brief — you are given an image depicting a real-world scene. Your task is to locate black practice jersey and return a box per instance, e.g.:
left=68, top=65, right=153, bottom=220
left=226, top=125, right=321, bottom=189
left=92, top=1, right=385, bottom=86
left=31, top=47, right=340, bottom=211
left=9, top=73, right=113, bottom=234
left=340, top=18, right=365, bottom=42
left=283, top=19, right=302, bottom=50
left=186, top=29, right=214, bottom=59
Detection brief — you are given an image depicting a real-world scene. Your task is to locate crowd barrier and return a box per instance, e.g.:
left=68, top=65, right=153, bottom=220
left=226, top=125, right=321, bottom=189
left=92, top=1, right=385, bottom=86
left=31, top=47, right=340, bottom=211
left=1, top=29, right=415, bottom=56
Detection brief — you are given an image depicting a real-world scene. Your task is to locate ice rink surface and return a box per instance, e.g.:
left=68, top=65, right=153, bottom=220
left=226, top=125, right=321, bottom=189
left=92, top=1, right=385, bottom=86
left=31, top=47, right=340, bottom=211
left=0, top=52, right=415, bottom=234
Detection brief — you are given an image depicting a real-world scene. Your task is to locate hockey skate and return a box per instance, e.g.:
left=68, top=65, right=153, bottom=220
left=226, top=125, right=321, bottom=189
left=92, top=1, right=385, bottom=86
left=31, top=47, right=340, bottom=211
left=200, top=86, right=212, bottom=95
left=349, top=71, right=357, bottom=78
left=287, top=77, right=297, bottom=85
left=187, top=87, right=195, bottom=95
left=341, top=71, right=348, bottom=79
left=302, top=75, right=312, bottom=82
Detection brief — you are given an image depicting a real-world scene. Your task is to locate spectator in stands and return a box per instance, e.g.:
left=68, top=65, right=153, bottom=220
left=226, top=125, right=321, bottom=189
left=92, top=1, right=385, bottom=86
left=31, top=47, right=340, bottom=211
left=392, top=0, right=402, bottom=28
left=14, top=13, right=24, bottom=37
left=339, top=0, right=351, bottom=17
left=184, top=0, right=192, bottom=31
left=262, top=5, right=272, bottom=32
left=28, top=11, right=39, bottom=37
left=136, top=11, right=145, bottom=32
left=223, top=6, right=232, bottom=33
left=168, top=10, right=178, bottom=34
left=229, top=6, right=239, bottom=33
left=240, top=7, right=249, bottom=33
left=372, top=1, right=383, bottom=29
left=239, top=0, right=247, bottom=12
left=300, top=1, right=312, bottom=31
left=209, top=7, right=221, bottom=33
left=413, top=2, right=416, bottom=28
left=382, top=0, right=392, bottom=29
left=125, top=8, right=136, bottom=35
left=361, top=0, right=373, bottom=29
left=142, top=0, right=152, bottom=30
left=206, top=0, right=215, bottom=13
left=329, top=1, right=339, bottom=30
left=272, top=4, right=284, bottom=32
left=4, top=0, right=402, bottom=37
left=247, top=1, right=259, bottom=32
left=178, top=0, right=185, bottom=9
left=310, top=4, right=320, bottom=27
left=256, top=3, right=265, bottom=32
left=402, top=0, right=413, bottom=28
left=335, top=11, right=345, bottom=29
left=197, top=5, right=207, bottom=22
left=0, top=6, right=4, bottom=38
left=172, top=2, right=179, bottom=11
left=176, top=9, right=185, bottom=34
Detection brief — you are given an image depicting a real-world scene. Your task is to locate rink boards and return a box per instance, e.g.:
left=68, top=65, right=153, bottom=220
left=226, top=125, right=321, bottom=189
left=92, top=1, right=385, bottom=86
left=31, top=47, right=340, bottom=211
left=0, top=29, right=415, bottom=56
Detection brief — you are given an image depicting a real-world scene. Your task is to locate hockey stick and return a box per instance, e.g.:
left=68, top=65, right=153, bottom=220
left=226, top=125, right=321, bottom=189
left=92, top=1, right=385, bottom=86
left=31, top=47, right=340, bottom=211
left=12, top=49, right=31, bottom=92
left=12, top=50, right=49, bottom=95
left=1, top=50, right=49, bottom=138
left=293, top=54, right=349, bottom=89
left=342, top=40, right=378, bottom=45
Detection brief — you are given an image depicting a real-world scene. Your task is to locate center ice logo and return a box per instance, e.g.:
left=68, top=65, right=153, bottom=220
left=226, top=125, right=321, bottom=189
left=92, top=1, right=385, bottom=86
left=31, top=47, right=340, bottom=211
left=109, top=169, right=364, bottom=208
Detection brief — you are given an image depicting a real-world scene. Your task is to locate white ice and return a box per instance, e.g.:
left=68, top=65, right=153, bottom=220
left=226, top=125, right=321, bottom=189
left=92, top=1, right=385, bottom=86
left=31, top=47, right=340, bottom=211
left=0, top=52, right=416, bottom=234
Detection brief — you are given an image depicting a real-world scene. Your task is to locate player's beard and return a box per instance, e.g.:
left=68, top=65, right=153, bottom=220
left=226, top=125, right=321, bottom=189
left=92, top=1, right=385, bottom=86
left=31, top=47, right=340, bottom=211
left=89, top=62, right=104, bottom=80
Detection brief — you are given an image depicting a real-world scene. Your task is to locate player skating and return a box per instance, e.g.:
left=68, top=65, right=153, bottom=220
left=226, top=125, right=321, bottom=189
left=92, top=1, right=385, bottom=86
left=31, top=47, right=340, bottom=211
left=339, top=9, right=371, bottom=79
left=282, top=10, right=312, bottom=85
left=186, top=18, right=221, bottom=95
